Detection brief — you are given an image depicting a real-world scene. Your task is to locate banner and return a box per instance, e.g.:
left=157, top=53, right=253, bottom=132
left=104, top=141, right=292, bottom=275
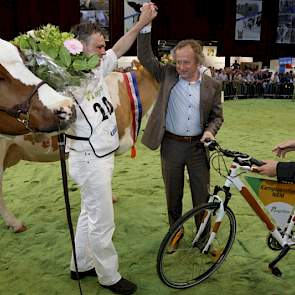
left=276, top=0, right=295, bottom=44
left=245, top=176, right=295, bottom=229
left=203, top=46, right=217, bottom=57
left=235, top=0, right=262, bottom=41
left=80, top=0, right=109, bottom=41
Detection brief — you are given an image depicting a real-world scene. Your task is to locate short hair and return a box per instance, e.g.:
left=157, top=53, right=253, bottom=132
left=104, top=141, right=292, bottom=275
left=70, top=22, right=105, bottom=43
left=172, top=39, right=205, bottom=65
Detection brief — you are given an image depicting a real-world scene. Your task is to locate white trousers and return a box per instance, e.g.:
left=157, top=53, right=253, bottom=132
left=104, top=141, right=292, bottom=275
left=69, top=150, right=121, bottom=285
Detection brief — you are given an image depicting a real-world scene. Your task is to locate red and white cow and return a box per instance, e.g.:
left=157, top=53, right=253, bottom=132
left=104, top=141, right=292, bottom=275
left=0, top=62, right=159, bottom=232
left=0, top=38, right=76, bottom=135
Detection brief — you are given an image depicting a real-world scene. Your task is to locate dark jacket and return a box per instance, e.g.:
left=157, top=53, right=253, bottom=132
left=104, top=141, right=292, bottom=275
left=277, top=162, right=295, bottom=183
left=137, top=33, right=223, bottom=150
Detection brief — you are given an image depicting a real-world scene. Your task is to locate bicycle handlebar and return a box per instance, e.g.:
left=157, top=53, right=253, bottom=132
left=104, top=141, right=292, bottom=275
left=205, top=140, right=265, bottom=167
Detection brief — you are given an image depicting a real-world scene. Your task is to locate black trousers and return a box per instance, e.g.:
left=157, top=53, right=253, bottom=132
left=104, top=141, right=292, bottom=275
left=160, top=136, right=210, bottom=227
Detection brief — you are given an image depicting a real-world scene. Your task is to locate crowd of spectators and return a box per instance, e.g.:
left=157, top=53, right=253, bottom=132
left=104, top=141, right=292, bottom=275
left=209, top=66, right=295, bottom=99
left=211, top=67, right=294, bottom=84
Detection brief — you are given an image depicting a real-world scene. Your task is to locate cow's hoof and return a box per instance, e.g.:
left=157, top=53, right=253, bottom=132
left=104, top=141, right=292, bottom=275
left=112, top=195, right=118, bottom=203
left=13, top=224, right=27, bottom=233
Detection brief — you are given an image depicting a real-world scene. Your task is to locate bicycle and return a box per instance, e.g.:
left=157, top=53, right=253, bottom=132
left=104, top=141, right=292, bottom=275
left=157, top=140, right=295, bottom=289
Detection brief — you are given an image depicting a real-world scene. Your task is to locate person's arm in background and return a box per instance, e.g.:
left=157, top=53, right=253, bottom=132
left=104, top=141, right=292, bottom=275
left=254, top=160, right=295, bottom=183
left=272, top=139, right=295, bottom=158
left=253, top=139, right=295, bottom=183
left=112, top=3, right=157, bottom=58
left=254, top=160, right=278, bottom=177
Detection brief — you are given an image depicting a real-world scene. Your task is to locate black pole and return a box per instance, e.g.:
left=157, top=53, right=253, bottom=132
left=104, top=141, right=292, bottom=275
left=58, top=133, right=83, bottom=295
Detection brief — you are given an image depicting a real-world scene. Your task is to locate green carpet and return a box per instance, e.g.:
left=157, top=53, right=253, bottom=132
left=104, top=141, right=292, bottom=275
left=1, top=99, right=295, bottom=295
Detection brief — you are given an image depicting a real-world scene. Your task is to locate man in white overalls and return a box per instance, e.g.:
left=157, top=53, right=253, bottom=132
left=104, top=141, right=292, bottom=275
left=66, top=5, right=158, bottom=295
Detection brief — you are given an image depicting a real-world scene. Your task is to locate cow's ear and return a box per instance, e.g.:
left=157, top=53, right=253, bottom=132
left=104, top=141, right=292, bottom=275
left=132, top=59, right=141, bottom=70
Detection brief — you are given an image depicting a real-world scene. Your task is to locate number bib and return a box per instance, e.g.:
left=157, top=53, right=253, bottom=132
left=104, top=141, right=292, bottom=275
left=67, top=73, right=119, bottom=157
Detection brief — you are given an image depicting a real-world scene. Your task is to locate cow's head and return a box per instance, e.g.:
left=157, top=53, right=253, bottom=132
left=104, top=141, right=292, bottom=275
left=0, top=38, right=76, bottom=136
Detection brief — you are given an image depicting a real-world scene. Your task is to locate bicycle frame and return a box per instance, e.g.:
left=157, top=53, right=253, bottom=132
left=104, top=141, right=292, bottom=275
left=222, top=163, right=285, bottom=245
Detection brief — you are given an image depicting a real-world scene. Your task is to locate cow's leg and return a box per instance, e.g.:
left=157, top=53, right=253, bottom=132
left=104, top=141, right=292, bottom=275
left=0, top=142, right=27, bottom=232
left=0, top=167, right=26, bottom=232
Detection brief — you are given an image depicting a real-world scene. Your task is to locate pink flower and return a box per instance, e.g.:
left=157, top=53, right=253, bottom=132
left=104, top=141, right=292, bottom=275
left=63, top=39, right=83, bottom=55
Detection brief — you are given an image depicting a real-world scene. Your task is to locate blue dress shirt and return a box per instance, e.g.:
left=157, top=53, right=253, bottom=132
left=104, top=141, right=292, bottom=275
left=165, top=76, right=202, bottom=136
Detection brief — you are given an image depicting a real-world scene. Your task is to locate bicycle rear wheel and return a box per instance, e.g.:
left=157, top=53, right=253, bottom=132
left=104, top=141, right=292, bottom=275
left=157, top=202, right=236, bottom=289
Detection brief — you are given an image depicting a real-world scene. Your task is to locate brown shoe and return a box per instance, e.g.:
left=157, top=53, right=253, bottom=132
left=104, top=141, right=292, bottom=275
left=167, top=228, right=184, bottom=254
left=100, top=277, right=137, bottom=295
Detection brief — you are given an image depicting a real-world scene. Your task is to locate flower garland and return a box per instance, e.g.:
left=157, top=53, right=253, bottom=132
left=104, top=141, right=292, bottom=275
left=12, top=24, right=99, bottom=90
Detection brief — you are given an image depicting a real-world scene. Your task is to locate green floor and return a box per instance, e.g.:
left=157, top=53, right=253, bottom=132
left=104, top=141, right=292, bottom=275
left=1, top=99, right=295, bottom=295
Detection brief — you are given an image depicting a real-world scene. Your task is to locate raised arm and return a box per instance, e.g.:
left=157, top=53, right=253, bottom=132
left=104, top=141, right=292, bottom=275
left=111, top=3, right=157, bottom=58
left=137, top=4, right=165, bottom=82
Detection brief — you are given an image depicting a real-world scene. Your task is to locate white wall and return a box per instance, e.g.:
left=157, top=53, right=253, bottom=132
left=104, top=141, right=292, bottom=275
left=204, top=56, right=225, bottom=70
left=118, top=56, right=139, bottom=68
left=230, top=56, right=253, bottom=64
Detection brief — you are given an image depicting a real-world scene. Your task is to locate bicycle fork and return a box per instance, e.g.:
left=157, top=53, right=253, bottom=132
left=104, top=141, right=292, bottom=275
left=192, top=195, right=225, bottom=253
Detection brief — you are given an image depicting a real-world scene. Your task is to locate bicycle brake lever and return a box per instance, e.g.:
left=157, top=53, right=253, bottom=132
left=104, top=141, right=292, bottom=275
left=204, top=140, right=217, bottom=151
left=251, top=158, right=265, bottom=167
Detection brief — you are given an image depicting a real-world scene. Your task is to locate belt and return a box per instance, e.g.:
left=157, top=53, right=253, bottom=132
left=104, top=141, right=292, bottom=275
left=164, top=131, right=202, bottom=143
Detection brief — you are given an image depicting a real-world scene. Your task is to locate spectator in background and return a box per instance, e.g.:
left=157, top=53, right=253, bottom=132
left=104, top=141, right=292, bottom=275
left=199, top=65, right=212, bottom=77
left=270, top=72, right=280, bottom=83
left=231, top=60, right=240, bottom=70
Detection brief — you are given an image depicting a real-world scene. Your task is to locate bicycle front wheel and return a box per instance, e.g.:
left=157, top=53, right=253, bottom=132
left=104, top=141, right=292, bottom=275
left=157, top=202, right=236, bottom=289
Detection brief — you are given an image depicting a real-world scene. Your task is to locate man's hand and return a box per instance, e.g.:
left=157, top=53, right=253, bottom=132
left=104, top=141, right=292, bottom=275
left=138, top=2, right=158, bottom=27
left=111, top=2, right=157, bottom=58
left=272, top=139, right=295, bottom=158
left=252, top=160, right=278, bottom=177
left=200, top=131, right=214, bottom=143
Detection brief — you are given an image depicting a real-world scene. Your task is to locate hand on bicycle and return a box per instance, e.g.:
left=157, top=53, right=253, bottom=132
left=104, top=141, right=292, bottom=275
left=272, top=139, right=295, bottom=158
left=252, top=159, right=278, bottom=177
left=200, top=131, right=214, bottom=143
